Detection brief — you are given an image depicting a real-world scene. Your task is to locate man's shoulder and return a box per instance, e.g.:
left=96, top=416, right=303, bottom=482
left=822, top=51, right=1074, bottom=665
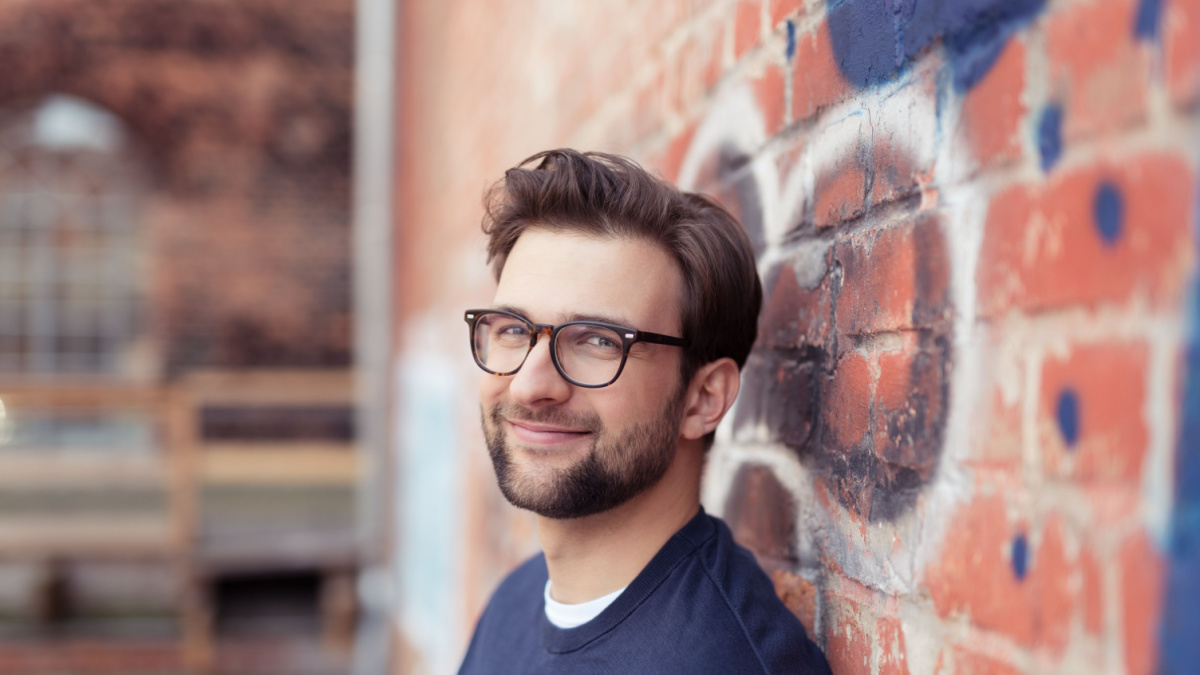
left=459, top=552, right=547, bottom=674
left=672, top=513, right=831, bottom=674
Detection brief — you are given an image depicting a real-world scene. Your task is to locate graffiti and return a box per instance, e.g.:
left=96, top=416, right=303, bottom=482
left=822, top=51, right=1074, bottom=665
left=1160, top=173, right=1200, bottom=675
left=1094, top=181, right=1125, bottom=245
left=677, top=4, right=1197, bottom=669
left=1135, top=0, right=1165, bottom=39
left=683, top=65, right=956, bottom=526
left=1038, top=104, right=1064, bottom=172
left=825, top=0, right=1046, bottom=91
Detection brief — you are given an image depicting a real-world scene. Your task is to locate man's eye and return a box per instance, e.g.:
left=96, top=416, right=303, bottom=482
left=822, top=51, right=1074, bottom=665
left=491, top=324, right=529, bottom=343
left=584, top=334, right=619, bottom=349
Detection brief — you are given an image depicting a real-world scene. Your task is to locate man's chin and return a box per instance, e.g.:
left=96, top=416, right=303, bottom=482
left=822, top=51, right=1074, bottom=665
left=505, top=438, right=592, bottom=465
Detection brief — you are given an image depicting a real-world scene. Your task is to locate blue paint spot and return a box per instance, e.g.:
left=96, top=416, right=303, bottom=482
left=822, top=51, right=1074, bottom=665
left=1057, top=388, right=1080, bottom=447
left=1135, top=0, right=1165, bottom=40
left=1038, top=105, right=1063, bottom=172
left=1159, top=167, right=1200, bottom=675
left=786, top=20, right=797, bottom=61
left=825, top=0, right=1046, bottom=91
left=1094, top=182, right=1124, bottom=245
left=1012, top=533, right=1029, bottom=580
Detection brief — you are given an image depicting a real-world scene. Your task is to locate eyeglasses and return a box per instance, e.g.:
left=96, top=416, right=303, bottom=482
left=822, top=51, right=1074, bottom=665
left=464, top=309, right=687, bottom=388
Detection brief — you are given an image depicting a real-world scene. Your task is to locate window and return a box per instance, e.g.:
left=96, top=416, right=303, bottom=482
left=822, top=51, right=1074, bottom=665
left=0, top=95, right=146, bottom=376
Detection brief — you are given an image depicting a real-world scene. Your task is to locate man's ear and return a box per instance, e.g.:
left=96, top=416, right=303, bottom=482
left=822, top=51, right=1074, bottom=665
left=679, top=358, right=741, bottom=441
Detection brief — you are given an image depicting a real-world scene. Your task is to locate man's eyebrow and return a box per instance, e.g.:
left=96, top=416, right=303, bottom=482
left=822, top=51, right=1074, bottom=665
left=490, top=305, right=638, bottom=329
left=565, top=312, right=638, bottom=328
left=493, top=303, right=529, bottom=318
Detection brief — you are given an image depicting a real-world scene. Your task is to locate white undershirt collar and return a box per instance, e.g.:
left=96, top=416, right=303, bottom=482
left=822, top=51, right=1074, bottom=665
left=543, top=580, right=626, bottom=629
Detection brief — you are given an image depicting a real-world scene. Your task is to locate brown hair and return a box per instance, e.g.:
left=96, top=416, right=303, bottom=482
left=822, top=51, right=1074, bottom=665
left=482, top=149, right=762, bottom=387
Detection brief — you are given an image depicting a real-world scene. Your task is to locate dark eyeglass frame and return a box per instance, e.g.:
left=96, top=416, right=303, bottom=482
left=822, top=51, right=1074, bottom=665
left=464, top=308, right=688, bottom=388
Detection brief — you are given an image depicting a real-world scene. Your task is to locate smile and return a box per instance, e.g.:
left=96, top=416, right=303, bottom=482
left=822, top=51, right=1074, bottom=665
left=505, top=419, right=593, bottom=446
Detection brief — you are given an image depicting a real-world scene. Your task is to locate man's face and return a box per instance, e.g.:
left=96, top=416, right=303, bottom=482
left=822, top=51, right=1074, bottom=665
left=480, top=227, right=689, bottom=519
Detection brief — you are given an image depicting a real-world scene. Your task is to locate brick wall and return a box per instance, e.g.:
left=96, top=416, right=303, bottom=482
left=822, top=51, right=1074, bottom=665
left=0, top=0, right=354, bottom=374
left=390, top=1, right=1200, bottom=673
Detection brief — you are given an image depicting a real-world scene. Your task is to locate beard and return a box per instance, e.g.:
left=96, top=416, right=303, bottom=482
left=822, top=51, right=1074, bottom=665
left=482, top=390, right=686, bottom=520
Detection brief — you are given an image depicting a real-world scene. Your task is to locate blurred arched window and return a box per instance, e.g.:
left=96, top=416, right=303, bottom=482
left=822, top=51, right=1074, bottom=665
left=0, top=94, right=148, bottom=377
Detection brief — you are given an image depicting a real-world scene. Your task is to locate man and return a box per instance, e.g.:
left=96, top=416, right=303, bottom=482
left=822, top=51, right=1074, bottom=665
left=458, top=149, right=831, bottom=674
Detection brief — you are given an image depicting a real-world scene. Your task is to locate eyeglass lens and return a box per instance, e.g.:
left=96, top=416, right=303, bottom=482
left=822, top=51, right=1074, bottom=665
left=473, top=312, right=625, bottom=386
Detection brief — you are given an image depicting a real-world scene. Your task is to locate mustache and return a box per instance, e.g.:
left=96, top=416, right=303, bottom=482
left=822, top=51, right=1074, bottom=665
left=488, top=402, right=603, bottom=434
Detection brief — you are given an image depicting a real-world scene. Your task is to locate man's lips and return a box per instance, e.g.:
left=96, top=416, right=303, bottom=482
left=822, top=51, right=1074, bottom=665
left=505, top=419, right=592, bottom=445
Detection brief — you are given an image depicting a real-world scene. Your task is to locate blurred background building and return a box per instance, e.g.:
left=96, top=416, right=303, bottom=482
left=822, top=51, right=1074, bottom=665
left=1, top=1, right=1199, bottom=675
left=0, top=0, right=365, bottom=673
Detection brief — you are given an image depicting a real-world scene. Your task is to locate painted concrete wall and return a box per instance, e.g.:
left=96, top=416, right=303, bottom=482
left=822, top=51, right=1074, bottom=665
left=389, top=1, right=1200, bottom=673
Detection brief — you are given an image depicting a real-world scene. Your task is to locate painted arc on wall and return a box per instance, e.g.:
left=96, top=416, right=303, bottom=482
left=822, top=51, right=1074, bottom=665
left=826, top=0, right=1047, bottom=91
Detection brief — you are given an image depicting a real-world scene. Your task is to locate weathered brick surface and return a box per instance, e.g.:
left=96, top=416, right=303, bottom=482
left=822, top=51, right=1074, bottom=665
left=1039, top=342, right=1150, bottom=483
left=876, top=614, right=909, bottom=675
left=824, top=591, right=872, bottom=675
left=734, top=0, right=762, bottom=60
left=1166, top=0, right=1200, bottom=109
left=388, top=1, right=1199, bottom=673
left=1121, top=532, right=1167, bottom=675
left=959, top=38, right=1027, bottom=170
left=791, top=22, right=849, bottom=123
left=771, top=568, right=818, bottom=636
left=926, top=494, right=1077, bottom=651
left=1047, top=0, right=1150, bottom=140
left=724, top=464, right=798, bottom=569
left=978, top=154, right=1195, bottom=317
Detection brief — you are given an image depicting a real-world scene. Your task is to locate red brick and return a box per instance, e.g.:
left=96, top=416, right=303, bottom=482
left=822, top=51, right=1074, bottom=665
left=926, top=496, right=1078, bottom=649
left=825, top=350, right=872, bottom=449
left=977, top=154, right=1196, bottom=316
left=836, top=215, right=950, bottom=336
left=734, top=0, right=761, bottom=59
left=724, top=464, right=798, bottom=569
left=1080, top=545, right=1105, bottom=635
left=1040, top=342, right=1149, bottom=484
left=1120, top=532, right=1166, bottom=675
left=1166, top=0, right=1200, bottom=108
left=705, top=19, right=728, bottom=91
left=836, top=224, right=914, bottom=333
left=814, top=154, right=868, bottom=228
left=792, top=22, right=850, bottom=122
left=752, top=62, right=787, bottom=135
left=873, top=332, right=949, bottom=484
left=734, top=350, right=818, bottom=448
left=877, top=615, right=910, bottom=675
left=769, top=0, right=803, bottom=29
left=871, top=140, right=923, bottom=207
left=825, top=595, right=872, bottom=675
left=959, top=37, right=1026, bottom=169
left=1034, top=516, right=1074, bottom=656
left=645, top=124, right=696, bottom=184
left=757, top=252, right=832, bottom=351
left=771, top=569, right=817, bottom=636
left=1046, top=0, right=1150, bottom=140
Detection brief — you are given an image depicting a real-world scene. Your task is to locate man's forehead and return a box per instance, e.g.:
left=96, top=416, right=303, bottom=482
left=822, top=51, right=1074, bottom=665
left=492, top=228, right=683, bottom=333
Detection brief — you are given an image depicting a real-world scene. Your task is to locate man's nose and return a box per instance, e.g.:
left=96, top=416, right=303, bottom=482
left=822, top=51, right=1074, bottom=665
left=507, top=335, right=571, bottom=406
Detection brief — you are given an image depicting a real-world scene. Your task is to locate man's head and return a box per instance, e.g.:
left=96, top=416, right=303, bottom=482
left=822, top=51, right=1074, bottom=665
left=472, top=149, right=762, bottom=519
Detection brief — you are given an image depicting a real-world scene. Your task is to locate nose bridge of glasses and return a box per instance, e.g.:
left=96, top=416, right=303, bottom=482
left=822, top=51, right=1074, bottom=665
left=530, top=323, right=555, bottom=346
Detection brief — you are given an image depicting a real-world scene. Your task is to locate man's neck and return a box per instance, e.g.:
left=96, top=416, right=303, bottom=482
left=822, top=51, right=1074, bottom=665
left=537, top=440, right=704, bottom=605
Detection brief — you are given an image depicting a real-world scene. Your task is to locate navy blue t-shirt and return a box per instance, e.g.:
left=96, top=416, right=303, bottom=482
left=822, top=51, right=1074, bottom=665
left=459, top=509, right=831, bottom=674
